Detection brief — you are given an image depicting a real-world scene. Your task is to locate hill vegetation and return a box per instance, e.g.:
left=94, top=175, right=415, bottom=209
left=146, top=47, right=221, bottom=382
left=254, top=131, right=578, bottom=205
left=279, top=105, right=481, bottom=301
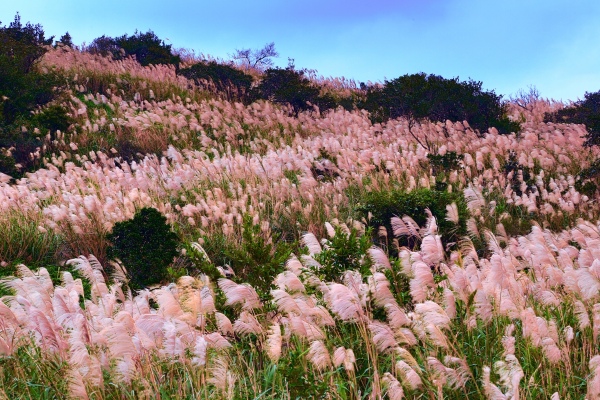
left=0, top=13, right=600, bottom=400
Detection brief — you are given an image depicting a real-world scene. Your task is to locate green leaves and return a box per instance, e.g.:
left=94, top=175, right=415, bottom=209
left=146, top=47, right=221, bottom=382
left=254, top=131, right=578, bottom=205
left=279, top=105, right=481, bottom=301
left=179, top=61, right=254, bottom=102
left=544, top=90, right=600, bottom=147
left=107, top=207, right=179, bottom=289
left=88, top=30, right=180, bottom=68
left=362, top=73, right=520, bottom=135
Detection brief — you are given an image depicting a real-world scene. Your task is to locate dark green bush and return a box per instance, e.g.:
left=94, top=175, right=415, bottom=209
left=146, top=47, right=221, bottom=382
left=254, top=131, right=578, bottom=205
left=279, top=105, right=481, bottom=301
left=87, top=35, right=121, bottom=58
left=357, top=188, right=468, bottom=250
left=427, top=151, right=463, bottom=176
left=32, top=104, right=72, bottom=134
left=544, top=90, right=600, bottom=147
left=0, top=14, right=57, bottom=125
left=502, top=151, right=535, bottom=197
left=312, top=226, right=373, bottom=282
left=252, top=66, right=336, bottom=115
left=361, top=73, right=520, bottom=136
left=55, top=32, right=73, bottom=48
left=0, top=15, right=70, bottom=177
left=88, top=30, right=180, bottom=68
left=179, top=61, right=254, bottom=102
left=107, top=207, right=179, bottom=289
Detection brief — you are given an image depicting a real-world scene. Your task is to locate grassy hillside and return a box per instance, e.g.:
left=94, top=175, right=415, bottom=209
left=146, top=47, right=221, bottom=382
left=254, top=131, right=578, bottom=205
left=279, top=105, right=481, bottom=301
left=1, top=22, right=600, bottom=399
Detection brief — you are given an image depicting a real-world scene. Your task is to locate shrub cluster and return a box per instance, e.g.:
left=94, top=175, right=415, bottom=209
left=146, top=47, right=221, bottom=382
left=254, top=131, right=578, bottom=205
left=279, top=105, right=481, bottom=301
left=251, top=66, right=337, bottom=114
left=357, top=187, right=468, bottom=251
left=544, top=90, right=600, bottom=147
left=0, top=15, right=71, bottom=177
left=107, top=207, right=179, bottom=289
left=361, top=73, right=520, bottom=135
left=544, top=90, right=600, bottom=193
left=88, top=30, right=180, bottom=68
left=179, top=61, right=253, bottom=102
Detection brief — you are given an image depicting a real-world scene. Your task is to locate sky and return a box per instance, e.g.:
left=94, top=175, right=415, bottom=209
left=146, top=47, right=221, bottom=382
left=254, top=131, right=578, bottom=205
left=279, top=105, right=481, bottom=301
left=1, top=0, right=599, bottom=102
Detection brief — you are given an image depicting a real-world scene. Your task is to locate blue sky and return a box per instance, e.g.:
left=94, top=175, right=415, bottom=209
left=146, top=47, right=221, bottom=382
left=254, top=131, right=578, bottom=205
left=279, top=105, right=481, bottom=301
left=1, top=0, right=599, bottom=102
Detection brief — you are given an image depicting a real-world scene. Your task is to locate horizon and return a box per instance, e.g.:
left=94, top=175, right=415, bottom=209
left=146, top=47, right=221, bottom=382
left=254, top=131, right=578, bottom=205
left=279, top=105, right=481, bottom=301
left=1, top=1, right=599, bottom=103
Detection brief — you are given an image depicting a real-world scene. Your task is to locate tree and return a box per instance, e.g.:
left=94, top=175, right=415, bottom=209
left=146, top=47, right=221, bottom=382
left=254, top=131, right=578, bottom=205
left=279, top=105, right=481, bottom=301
left=0, top=14, right=65, bottom=176
left=0, top=14, right=57, bottom=124
left=544, top=90, right=600, bottom=147
left=510, top=85, right=540, bottom=111
left=362, top=73, right=520, bottom=142
left=87, top=34, right=121, bottom=58
left=233, top=42, right=278, bottom=70
left=251, top=65, right=337, bottom=115
left=179, top=61, right=254, bottom=102
left=87, top=30, right=180, bottom=68
left=56, top=32, right=73, bottom=48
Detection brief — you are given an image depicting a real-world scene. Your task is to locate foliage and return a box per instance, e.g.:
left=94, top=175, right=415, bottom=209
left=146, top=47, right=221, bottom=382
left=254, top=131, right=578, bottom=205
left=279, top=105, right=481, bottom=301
left=32, top=104, right=72, bottom=134
left=179, top=61, right=254, bottom=102
left=0, top=14, right=57, bottom=125
left=362, top=72, right=520, bottom=136
left=55, top=32, right=73, bottom=48
left=544, top=89, right=600, bottom=147
left=427, top=151, right=464, bottom=176
left=107, top=207, right=179, bottom=289
left=0, top=346, right=71, bottom=399
left=252, top=66, right=336, bottom=115
left=313, top=226, right=373, bottom=282
left=0, top=15, right=71, bottom=177
left=86, top=34, right=121, bottom=58
left=357, top=188, right=468, bottom=249
left=88, top=30, right=180, bottom=68
left=201, top=215, right=293, bottom=300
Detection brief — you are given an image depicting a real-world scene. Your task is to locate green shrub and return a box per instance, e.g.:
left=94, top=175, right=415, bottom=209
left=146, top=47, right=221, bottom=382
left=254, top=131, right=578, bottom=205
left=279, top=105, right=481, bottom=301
left=199, top=215, right=293, bottom=300
left=88, top=30, right=180, bottom=68
left=502, top=150, right=535, bottom=197
left=107, top=207, right=179, bottom=289
left=544, top=90, right=600, bottom=147
left=252, top=66, right=336, bottom=115
left=361, top=73, right=520, bottom=135
left=427, top=151, right=463, bottom=176
left=32, top=104, right=72, bottom=134
left=357, top=188, right=468, bottom=250
left=0, top=14, right=58, bottom=125
left=313, top=226, right=373, bottom=282
left=179, top=61, right=254, bottom=102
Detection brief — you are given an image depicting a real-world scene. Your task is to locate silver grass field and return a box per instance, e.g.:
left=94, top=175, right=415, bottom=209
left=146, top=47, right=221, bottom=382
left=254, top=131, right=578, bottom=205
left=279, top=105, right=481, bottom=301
left=0, top=46, right=599, bottom=399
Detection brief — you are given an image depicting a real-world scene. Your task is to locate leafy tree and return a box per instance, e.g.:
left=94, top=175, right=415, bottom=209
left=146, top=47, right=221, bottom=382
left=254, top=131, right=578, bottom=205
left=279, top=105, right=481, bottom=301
left=56, top=32, right=73, bottom=48
left=0, top=14, right=56, bottom=124
left=107, top=207, right=179, bottom=289
left=0, top=14, right=69, bottom=176
left=88, top=30, right=180, bottom=68
left=544, top=90, right=600, bottom=147
left=233, top=42, right=278, bottom=70
left=252, top=65, right=336, bottom=115
left=362, top=73, right=520, bottom=138
left=115, top=30, right=180, bottom=68
left=179, top=61, right=254, bottom=102
left=546, top=90, right=600, bottom=190
left=86, top=34, right=122, bottom=58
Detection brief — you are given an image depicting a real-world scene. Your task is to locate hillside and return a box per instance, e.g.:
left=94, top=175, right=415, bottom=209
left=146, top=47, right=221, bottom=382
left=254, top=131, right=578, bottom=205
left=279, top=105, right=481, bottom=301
left=1, top=29, right=600, bottom=399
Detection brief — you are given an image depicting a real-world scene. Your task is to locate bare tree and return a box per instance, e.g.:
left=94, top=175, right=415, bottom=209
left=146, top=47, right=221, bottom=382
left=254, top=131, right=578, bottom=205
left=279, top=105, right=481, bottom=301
left=233, top=42, right=278, bottom=70
left=510, top=85, right=540, bottom=111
